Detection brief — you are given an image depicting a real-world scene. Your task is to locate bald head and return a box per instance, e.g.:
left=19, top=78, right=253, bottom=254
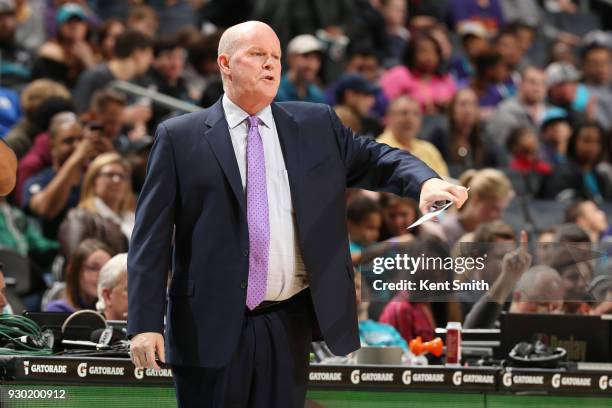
left=218, top=21, right=277, bottom=59
left=49, top=112, right=79, bottom=140
left=49, top=111, right=83, bottom=167
left=217, top=21, right=282, bottom=115
left=511, top=265, right=565, bottom=313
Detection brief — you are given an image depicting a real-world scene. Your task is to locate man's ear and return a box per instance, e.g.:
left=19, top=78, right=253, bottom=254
left=102, top=287, right=112, bottom=305
left=218, top=54, right=231, bottom=76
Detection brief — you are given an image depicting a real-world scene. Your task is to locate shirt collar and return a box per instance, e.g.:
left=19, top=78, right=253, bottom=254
left=222, top=94, right=272, bottom=130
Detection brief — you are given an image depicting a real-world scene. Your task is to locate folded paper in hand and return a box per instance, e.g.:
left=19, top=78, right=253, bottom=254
left=406, top=201, right=454, bottom=230
left=407, top=187, right=469, bottom=230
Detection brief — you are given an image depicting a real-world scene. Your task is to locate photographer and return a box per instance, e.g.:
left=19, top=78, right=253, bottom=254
left=22, top=112, right=111, bottom=240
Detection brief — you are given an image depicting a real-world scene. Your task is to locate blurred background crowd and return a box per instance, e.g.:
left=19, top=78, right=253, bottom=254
left=0, top=0, right=612, bottom=350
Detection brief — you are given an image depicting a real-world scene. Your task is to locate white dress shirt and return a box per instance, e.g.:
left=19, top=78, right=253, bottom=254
left=222, top=95, right=308, bottom=301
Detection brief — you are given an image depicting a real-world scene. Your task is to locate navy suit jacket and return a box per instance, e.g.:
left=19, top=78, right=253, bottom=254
left=127, top=98, right=438, bottom=368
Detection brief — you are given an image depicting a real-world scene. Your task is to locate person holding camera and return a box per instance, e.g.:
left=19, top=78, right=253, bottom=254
left=22, top=112, right=111, bottom=240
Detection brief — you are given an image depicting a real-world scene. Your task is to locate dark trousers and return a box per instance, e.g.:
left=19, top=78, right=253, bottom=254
left=172, top=289, right=314, bottom=408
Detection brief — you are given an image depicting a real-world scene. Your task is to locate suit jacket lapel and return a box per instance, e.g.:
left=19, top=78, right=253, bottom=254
left=271, top=102, right=301, bottom=221
left=203, top=99, right=247, bottom=216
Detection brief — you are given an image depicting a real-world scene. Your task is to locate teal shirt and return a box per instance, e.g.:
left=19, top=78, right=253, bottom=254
left=359, top=319, right=408, bottom=352
left=275, top=74, right=326, bottom=103
left=0, top=202, right=59, bottom=255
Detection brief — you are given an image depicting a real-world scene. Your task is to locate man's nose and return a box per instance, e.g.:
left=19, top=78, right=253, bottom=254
left=263, top=56, right=277, bottom=70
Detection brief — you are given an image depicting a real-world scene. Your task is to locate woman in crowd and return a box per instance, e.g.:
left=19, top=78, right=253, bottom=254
left=33, top=3, right=96, bottom=88
left=426, top=88, right=499, bottom=177
left=542, top=122, right=612, bottom=202
left=439, top=168, right=514, bottom=246
left=45, top=239, right=114, bottom=313
left=470, top=50, right=510, bottom=114
left=380, top=32, right=456, bottom=114
left=95, top=18, right=125, bottom=62
left=59, top=152, right=135, bottom=258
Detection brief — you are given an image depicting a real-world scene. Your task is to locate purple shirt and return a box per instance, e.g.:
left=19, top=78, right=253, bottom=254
left=449, top=0, right=505, bottom=34
left=44, top=299, right=76, bottom=313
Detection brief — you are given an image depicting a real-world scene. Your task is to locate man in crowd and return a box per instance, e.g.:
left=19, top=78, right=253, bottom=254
left=334, top=74, right=381, bottom=139
left=564, top=200, right=609, bottom=243
left=146, top=35, right=192, bottom=126
left=377, top=96, right=449, bottom=178
left=97, top=253, right=128, bottom=321
left=509, top=265, right=565, bottom=314
left=275, top=34, right=325, bottom=103
left=485, top=66, right=548, bottom=149
left=22, top=113, right=95, bottom=239
left=581, top=42, right=612, bottom=131
left=72, top=29, right=154, bottom=113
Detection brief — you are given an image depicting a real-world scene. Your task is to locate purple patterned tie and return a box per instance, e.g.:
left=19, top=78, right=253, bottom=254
left=245, top=115, right=269, bottom=310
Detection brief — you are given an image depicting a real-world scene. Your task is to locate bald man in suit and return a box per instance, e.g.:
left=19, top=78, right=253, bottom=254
left=128, top=21, right=468, bottom=408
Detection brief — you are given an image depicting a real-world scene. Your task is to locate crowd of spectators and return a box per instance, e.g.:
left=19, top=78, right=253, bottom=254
left=0, top=0, right=612, bottom=352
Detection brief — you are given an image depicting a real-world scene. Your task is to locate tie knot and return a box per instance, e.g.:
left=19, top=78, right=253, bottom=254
left=248, top=116, right=260, bottom=128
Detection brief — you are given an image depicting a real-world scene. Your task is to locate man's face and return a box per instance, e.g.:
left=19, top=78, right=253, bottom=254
left=345, top=90, right=375, bottom=117
left=384, top=202, right=416, bottom=236
left=513, top=298, right=564, bottom=314
left=346, top=55, right=380, bottom=83
left=155, top=47, right=186, bottom=83
left=560, top=263, right=592, bottom=301
left=0, top=12, right=16, bottom=43
left=288, top=51, right=321, bottom=83
left=52, top=122, right=83, bottom=166
left=464, top=36, right=488, bottom=60
left=97, top=101, right=124, bottom=141
left=104, top=273, right=128, bottom=320
left=583, top=48, right=611, bottom=85
left=496, top=34, right=522, bottom=68
left=133, top=48, right=154, bottom=76
left=541, top=120, right=572, bottom=145
left=222, top=26, right=282, bottom=107
left=387, top=98, right=422, bottom=140
left=348, top=213, right=381, bottom=245
left=548, top=82, right=577, bottom=105
left=512, top=274, right=565, bottom=313
left=515, top=27, right=535, bottom=53
left=520, top=68, right=547, bottom=104
left=471, top=196, right=510, bottom=224
left=382, top=0, right=406, bottom=27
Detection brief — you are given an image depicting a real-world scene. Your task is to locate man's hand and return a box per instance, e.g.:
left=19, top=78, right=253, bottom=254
left=419, top=178, right=469, bottom=215
left=130, top=332, right=165, bottom=371
left=489, top=230, right=532, bottom=305
left=501, top=230, right=532, bottom=280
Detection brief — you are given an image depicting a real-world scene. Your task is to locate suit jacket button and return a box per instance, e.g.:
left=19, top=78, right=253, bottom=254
left=243, top=249, right=249, bottom=256
left=240, top=281, right=247, bottom=289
